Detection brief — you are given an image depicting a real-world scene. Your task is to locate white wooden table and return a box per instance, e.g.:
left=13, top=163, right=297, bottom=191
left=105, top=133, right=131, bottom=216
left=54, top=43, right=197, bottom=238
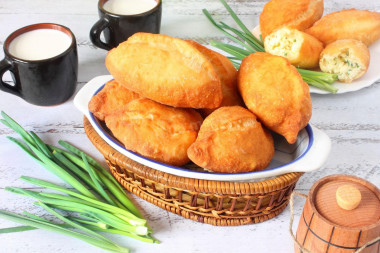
left=0, top=1, right=379, bottom=252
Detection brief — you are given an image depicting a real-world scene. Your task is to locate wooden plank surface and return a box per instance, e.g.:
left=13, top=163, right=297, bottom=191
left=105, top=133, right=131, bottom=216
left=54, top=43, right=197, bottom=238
left=0, top=0, right=379, bottom=252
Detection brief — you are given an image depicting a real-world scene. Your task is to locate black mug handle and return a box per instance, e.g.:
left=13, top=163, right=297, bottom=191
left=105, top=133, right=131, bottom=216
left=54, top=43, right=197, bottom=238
left=90, top=18, right=112, bottom=50
left=0, top=58, right=20, bottom=97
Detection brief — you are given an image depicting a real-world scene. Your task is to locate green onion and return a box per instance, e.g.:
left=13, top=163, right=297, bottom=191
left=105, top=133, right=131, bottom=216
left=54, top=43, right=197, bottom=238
left=69, top=216, right=109, bottom=229
left=51, top=151, right=101, bottom=196
left=0, top=112, right=157, bottom=252
left=7, top=187, right=144, bottom=229
left=82, top=153, right=117, bottom=206
left=0, top=219, right=158, bottom=244
left=15, top=211, right=155, bottom=242
left=0, top=225, right=36, bottom=234
left=29, top=131, right=53, bottom=158
left=0, top=210, right=130, bottom=252
left=49, top=144, right=142, bottom=218
left=203, top=0, right=339, bottom=93
left=6, top=136, right=37, bottom=159
left=27, top=142, right=97, bottom=199
left=38, top=201, right=115, bottom=244
left=0, top=111, right=35, bottom=145
left=22, top=211, right=50, bottom=222
left=19, top=177, right=145, bottom=225
left=58, top=140, right=124, bottom=193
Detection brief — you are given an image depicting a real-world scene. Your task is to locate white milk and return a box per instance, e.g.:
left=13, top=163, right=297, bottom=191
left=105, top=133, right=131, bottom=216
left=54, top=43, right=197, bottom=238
left=103, top=0, right=157, bottom=15
left=9, top=29, right=71, bottom=61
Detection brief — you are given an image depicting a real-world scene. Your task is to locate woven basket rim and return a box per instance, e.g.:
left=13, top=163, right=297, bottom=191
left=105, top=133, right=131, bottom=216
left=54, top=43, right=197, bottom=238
left=84, top=117, right=303, bottom=195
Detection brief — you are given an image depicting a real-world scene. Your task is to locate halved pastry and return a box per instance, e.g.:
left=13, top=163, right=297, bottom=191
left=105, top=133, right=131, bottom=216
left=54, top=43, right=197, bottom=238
left=105, top=98, right=203, bottom=166
left=260, top=0, right=324, bottom=39
left=105, top=33, right=223, bottom=109
left=88, top=79, right=140, bottom=121
left=186, top=40, right=244, bottom=116
left=319, top=39, right=370, bottom=83
left=238, top=52, right=312, bottom=144
left=264, top=27, right=324, bottom=69
left=306, top=9, right=380, bottom=46
left=187, top=106, right=274, bottom=173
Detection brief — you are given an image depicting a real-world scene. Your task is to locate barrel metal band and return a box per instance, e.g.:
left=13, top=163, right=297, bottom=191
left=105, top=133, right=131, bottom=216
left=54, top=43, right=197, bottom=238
left=302, top=213, right=380, bottom=250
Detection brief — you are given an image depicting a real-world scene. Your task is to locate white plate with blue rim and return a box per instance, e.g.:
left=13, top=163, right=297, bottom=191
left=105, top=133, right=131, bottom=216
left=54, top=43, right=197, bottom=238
left=74, top=75, right=332, bottom=182
left=251, top=25, right=380, bottom=94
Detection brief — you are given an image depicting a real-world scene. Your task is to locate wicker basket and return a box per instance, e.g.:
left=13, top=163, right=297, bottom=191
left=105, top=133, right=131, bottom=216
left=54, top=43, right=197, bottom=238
left=84, top=117, right=303, bottom=226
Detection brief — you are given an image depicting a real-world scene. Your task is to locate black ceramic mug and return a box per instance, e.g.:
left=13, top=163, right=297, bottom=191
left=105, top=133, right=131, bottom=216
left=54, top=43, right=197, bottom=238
left=0, top=23, right=78, bottom=106
left=90, top=0, right=162, bottom=50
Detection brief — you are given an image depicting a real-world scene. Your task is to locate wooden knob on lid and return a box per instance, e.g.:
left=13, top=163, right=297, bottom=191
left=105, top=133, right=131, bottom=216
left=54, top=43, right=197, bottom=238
left=336, top=184, right=362, bottom=210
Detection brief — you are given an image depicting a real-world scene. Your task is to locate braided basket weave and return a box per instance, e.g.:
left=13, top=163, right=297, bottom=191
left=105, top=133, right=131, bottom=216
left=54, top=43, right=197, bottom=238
left=84, top=117, right=303, bottom=226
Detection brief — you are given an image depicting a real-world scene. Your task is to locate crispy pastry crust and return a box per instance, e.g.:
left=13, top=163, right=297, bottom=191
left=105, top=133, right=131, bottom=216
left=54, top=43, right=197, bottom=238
left=187, top=106, right=274, bottom=173
left=260, top=0, right=324, bottom=39
left=264, top=27, right=324, bottom=69
left=105, top=33, right=223, bottom=109
left=105, top=98, right=203, bottom=166
left=238, top=52, right=312, bottom=144
left=88, top=80, right=140, bottom=121
left=319, top=39, right=370, bottom=83
left=186, top=40, right=244, bottom=116
left=306, top=9, right=380, bottom=46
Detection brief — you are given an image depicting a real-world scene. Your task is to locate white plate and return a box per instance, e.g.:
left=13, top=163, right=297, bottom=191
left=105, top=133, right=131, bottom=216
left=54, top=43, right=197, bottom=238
left=74, top=75, right=331, bottom=182
left=251, top=26, right=380, bottom=94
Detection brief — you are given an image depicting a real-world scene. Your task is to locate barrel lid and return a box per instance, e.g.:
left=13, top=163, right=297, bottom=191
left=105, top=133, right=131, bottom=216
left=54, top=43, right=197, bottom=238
left=310, top=174, right=380, bottom=228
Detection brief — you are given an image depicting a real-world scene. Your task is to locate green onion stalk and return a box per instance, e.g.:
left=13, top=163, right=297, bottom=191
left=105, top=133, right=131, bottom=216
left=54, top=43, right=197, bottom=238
left=203, top=0, right=338, bottom=93
left=0, top=111, right=158, bottom=253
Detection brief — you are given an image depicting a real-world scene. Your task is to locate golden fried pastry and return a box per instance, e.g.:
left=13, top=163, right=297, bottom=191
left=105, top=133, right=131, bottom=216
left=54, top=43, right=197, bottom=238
left=238, top=52, right=312, bottom=144
left=187, top=106, right=274, bottom=173
left=105, top=33, right=223, bottom=109
left=319, top=39, right=370, bottom=83
left=88, top=80, right=140, bottom=121
left=260, top=0, right=324, bottom=39
left=186, top=40, right=244, bottom=116
left=306, top=9, right=380, bottom=46
left=105, top=98, right=203, bottom=166
left=264, top=27, right=324, bottom=69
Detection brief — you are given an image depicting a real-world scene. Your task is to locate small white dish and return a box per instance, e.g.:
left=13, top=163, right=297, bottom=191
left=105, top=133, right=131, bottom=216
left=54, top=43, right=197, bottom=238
left=74, top=75, right=331, bottom=182
left=251, top=25, right=380, bottom=94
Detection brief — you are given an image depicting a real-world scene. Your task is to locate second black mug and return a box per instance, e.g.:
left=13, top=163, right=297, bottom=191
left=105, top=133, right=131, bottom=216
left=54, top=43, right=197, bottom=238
left=90, top=0, right=162, bottom=50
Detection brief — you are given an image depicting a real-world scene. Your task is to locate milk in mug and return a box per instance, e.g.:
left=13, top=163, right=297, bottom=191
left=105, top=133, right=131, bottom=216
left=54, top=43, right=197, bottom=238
left=8, top=29, right=71, bottom=61
left=103, top=0, right=158, bottom=15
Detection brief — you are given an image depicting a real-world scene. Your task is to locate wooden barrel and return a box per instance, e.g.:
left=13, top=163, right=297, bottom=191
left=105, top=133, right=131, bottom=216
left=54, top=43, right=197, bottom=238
left=295, top=174, right=380, bottom=253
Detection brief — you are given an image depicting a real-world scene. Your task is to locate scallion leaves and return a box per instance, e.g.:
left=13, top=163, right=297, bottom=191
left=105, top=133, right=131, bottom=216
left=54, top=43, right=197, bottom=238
left=0, top=112, right=157, bottom=252
left=203, top=0, right=338, bottom=93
